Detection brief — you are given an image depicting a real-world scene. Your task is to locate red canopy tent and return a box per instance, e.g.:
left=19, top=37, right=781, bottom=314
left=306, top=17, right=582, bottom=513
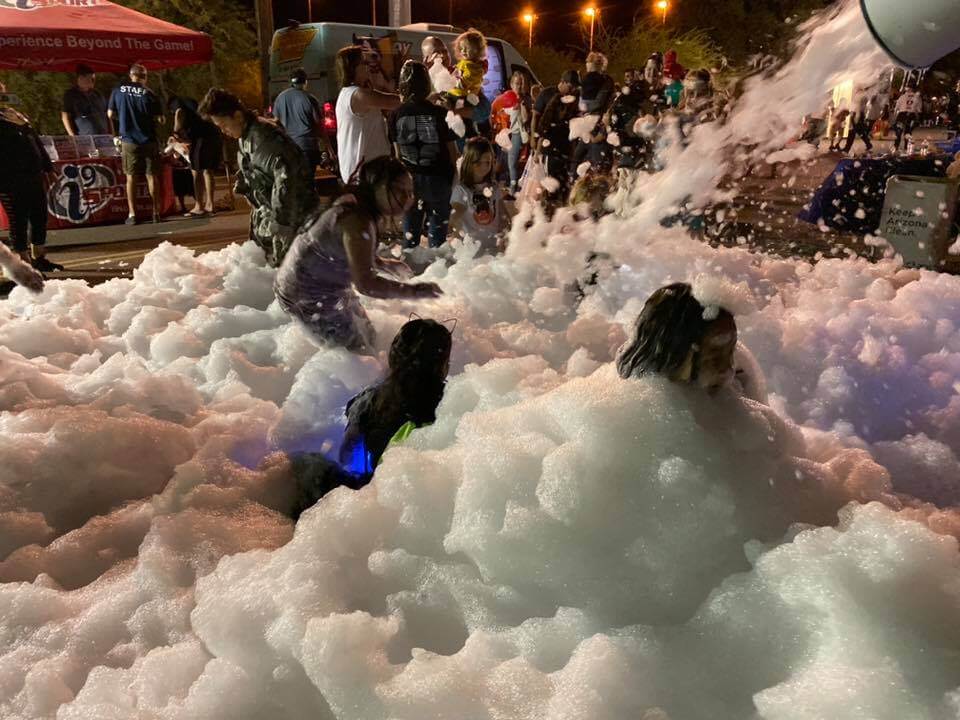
left=0, top=0, right=213, bottom=72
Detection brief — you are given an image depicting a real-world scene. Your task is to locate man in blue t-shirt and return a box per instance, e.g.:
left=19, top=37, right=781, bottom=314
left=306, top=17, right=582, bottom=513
left=108, top=63, right=164, bottom=224
left=272, top=68, right=324, bottom=174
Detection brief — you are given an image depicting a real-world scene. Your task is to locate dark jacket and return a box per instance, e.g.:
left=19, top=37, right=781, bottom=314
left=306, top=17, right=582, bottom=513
left=339, top=385, right=403, bottom=475
left=235, top=117, right=318, bottom=265
left=339, top=378, right=443, bottom=476
left=0, top=117, right=52, bottom=188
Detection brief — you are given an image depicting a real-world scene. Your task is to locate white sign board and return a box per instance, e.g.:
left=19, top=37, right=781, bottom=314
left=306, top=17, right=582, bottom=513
left=878, top=175, right=959, bottom=268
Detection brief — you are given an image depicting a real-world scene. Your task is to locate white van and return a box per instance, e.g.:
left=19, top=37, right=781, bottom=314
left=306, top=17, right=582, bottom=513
left=268, top=22, right=537, bottom=108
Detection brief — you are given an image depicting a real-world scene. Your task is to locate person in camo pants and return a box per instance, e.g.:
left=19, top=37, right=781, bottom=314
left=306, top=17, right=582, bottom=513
left=199, top=88, right=319, bottom=267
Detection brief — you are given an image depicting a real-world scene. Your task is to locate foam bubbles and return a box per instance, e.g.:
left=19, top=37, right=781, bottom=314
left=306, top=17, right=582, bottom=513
left=3, top=3, right=960, bottom=719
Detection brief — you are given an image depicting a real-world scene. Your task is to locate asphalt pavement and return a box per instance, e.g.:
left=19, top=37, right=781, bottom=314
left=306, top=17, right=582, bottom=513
left=46, top=210, right=251, bottom=284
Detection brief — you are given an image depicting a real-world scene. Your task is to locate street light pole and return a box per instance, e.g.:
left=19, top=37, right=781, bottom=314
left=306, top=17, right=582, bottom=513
left=584, top=6, right=597, bottom=53
left=372, top=0, right=377, bottom=26
left=523, top=12, right=535, bottom=49
left=656, top=0, right=669, bottom=25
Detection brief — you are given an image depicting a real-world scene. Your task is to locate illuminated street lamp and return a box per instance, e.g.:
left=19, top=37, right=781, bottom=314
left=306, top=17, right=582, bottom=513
left=584, top=5, right=597, bottom=52
left=656, top=0, right=669, bottom=25
left=522, top=11, right=536, bottom=49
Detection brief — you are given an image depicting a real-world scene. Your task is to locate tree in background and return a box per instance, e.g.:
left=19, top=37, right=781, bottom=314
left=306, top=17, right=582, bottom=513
left=0, top=0, right=258, bottom=135
left=469, top=19, right=720, bottom=88
left=599, top=23, right=724, bottom=81
left=665, top=0, right=826, bottom=62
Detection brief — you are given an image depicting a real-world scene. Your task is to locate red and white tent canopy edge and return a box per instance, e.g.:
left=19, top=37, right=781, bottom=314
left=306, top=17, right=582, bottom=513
left=0, top=0, right=212, bottom=72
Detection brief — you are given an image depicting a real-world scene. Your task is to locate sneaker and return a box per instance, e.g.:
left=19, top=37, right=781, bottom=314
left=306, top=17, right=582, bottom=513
left=32, top=256, right=65, bottom=272
left=125, top=215, right=138, bottom=225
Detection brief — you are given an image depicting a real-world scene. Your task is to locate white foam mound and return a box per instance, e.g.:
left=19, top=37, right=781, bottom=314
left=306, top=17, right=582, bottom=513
left=4, top=2, right=960, bottom=718
left=691, top=273, right=756, bottom=317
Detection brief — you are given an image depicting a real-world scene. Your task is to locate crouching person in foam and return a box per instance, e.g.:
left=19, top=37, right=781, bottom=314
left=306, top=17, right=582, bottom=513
left=340, top=318, right=452, bottom=476
left=274, top=156, right=442, bottom=354
left=0, top=243, right=44, bottom=294
left=291, top=318, right=453, bottom=519
left=616, top=282, right=765, bottom=403
left=615, top=282, right=869, bottom=529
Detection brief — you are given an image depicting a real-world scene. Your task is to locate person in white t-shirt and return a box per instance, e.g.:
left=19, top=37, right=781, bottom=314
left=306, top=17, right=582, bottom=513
left=335, top=46, right=401, bottom=184
left=893, top=83, right=923, bottom=153
left=449, top=137, right=509, bottom=254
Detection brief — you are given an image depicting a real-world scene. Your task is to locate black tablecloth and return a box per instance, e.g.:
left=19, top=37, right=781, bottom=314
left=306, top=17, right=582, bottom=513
left=798, top=156, right=947, bottom=232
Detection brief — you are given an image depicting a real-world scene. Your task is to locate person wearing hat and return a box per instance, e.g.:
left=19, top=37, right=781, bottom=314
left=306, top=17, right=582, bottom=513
left=272, top=67, right=325, bottom=175
left=531, top=70, right=581, bottom=153
left=662, top=50, right=687, bottom=108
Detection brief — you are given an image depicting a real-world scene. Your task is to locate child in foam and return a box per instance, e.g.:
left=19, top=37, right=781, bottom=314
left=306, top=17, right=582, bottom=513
left=274, top=156, right=442, bottom=354
left=449, top=137, right=509, bottom=254
left=616, top=282, right=766, bottom=403
left=340, top=317, right=453, bottom=478
left=569, top=171, right=614, bottom=221
left=290, top=317, right=453, bottom=518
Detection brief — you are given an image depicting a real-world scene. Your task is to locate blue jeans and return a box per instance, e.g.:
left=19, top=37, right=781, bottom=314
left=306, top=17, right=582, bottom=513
left=404, top=173, right=453, bottom=248
left=508, top=132, right=524, bottom=190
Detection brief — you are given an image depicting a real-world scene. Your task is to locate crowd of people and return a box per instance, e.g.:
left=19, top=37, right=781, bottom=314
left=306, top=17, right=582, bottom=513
left=0, top=61, right=229, bottom=294
left=181, top=33, right=748, bottom=516
left=3, top=39, right=959, bottom=517
left=817, top=77, right=960, bottom=156
left=182, top=32, right=730, bottom=359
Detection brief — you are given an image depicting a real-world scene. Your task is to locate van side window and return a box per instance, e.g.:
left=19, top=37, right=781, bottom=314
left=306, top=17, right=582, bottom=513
left=483, top=42, right=507, bottom=99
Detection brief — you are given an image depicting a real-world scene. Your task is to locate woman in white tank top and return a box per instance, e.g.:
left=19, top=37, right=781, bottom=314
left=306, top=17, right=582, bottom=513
left=334, top=46, right=401, bottom=183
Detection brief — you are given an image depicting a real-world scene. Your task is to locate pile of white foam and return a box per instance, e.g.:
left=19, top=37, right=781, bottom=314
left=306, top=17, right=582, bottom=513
left=4, top=2, right=960, bottom=718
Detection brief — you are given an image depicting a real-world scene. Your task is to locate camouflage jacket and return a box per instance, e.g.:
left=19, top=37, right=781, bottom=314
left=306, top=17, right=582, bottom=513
left=235, top=118, right=318, bottom=243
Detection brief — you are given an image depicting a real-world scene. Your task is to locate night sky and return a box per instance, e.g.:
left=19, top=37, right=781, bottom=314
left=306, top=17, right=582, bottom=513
left=269, top=0, right=644, bottom=51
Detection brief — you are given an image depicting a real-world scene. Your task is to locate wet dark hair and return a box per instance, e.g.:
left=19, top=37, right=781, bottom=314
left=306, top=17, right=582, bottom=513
left=347, top=155, right=411, bottom=221
left=398, top=60, right=431, bottom=102
left=339, top=319, right=453, bottom=474
left=616, top=283, right=734, bottom=380
left=388, top=318, right=453, bottom=387
left=376, top=318, right=453, bottom=427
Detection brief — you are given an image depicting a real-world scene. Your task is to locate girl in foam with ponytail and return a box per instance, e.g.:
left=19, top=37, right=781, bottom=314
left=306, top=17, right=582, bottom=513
left=617, top=282, right=766, bottom=401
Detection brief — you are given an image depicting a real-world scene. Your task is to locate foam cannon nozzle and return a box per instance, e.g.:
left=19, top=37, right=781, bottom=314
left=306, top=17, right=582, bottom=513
left=861, top=0, right=960, bottom=68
